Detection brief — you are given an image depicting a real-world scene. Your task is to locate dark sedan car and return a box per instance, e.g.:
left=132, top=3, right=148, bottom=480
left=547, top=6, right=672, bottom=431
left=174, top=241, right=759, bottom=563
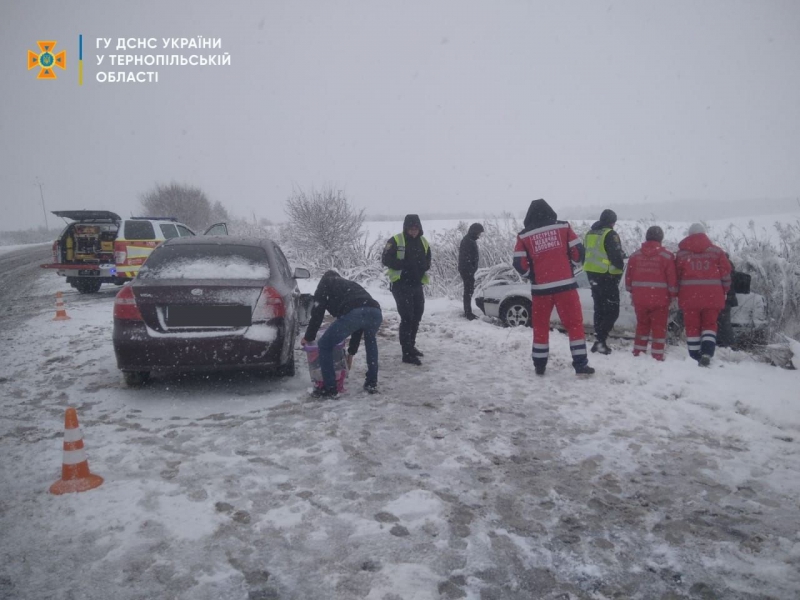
left=112, top=236, right=310, bottom=386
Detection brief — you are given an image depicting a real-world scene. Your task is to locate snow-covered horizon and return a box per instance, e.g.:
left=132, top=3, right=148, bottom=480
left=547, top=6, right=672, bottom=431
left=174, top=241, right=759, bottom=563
left=363, top=210, right=800, bottom=239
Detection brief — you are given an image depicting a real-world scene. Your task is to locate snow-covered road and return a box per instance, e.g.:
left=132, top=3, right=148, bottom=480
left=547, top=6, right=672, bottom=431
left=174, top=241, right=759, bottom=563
left=0, top=262, right=798, bottom=600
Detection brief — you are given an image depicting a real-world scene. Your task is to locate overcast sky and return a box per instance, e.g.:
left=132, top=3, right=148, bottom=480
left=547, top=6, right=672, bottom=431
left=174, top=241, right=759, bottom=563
left=2, top=0, right=799, bottom=231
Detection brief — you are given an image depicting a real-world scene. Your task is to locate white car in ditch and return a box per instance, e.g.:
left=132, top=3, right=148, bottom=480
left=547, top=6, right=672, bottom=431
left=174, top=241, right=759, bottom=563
left=475, top=271, right=768, bottom=344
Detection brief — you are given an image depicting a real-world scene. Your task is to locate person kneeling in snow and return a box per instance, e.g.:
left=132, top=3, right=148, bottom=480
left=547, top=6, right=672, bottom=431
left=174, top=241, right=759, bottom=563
left=625, top=226, right=678, bottom=361
left=676, top=223, right=732, bottom=367
left=301, top=271, right=383, bottom=397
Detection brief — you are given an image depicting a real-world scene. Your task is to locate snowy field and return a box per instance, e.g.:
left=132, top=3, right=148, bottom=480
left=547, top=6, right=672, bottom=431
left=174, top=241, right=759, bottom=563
left=0, top=241, right=50, bottom=255
left=361, top=212, right=800, bottom=246
left=0, top=258, right=799, bottom=599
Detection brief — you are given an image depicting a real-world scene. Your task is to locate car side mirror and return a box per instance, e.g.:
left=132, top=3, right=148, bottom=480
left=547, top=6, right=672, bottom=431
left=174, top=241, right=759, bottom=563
left=293, top=267, right=310, bottom=279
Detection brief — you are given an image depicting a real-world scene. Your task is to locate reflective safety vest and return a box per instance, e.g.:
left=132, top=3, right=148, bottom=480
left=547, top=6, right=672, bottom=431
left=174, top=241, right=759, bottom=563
left=583, top=228, right=623, bottom=275
left=386, top=233, right=430, bottom=284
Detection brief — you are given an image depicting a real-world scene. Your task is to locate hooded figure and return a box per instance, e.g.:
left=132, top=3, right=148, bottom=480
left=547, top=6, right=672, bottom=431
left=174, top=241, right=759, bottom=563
left=512, top=199, right=594, bottom=376
left=458, top=223, right=485, bottom=320
left=381, top=214, right=432, bottom=364
left=583, top=208, right=626, bottom=354
left=625, top=225, right=678, bottom=361
left=522, top=198, right=558, bottom=231
left=302, top=271, right=383, bottom=397
left=676, top=226, right=732, bottom=366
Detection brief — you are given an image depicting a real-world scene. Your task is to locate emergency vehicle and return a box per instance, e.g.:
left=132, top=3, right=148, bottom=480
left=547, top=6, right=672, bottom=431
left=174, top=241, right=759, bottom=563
left=40, top=210, right=227, bottom=293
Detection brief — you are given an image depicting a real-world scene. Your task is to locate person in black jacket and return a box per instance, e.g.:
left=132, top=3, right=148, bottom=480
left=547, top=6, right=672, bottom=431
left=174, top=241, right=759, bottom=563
left=381, top=214, right=432, bottom=365
left=716, top=255, right=739, bottom=348
left=301, top=271, right=383, bottom=397
left=583, top=209, right=626, bottom=354
left=458, top=223, right=484, bottom=320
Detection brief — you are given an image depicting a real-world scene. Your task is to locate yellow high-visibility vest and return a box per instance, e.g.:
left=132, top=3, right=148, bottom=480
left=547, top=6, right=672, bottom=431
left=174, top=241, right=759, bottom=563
left=583, top=228, right=622, bottom=275
left=386, top=233, right=430, bottom=284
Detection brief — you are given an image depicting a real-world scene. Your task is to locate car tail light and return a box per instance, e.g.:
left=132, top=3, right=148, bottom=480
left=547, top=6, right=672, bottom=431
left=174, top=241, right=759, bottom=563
left=114, top=241, right=127, bottom=265
left=253, top=286, right=285, bottom=320
left=114, top=285, right=143, bottom=321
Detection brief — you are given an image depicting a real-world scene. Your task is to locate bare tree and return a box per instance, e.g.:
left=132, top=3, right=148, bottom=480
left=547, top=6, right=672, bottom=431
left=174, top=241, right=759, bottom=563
left=209, top=200, right=230, bottom=225
left=282, top=186, right=366, bottom=271
left=139, top=182, right=215, bottom=230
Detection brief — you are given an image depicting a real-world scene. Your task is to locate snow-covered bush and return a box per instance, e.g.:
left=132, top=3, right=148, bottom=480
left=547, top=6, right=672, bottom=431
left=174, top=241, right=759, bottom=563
left=225, top=218, right=278, bottom=239
left=719, top=219, right=800, bottom=339
left=281, top=186, right=369, bottom=273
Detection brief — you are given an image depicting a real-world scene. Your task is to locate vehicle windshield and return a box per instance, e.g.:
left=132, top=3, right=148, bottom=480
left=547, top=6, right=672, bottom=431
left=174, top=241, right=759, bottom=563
left=138, top=245, right=270, bottom=280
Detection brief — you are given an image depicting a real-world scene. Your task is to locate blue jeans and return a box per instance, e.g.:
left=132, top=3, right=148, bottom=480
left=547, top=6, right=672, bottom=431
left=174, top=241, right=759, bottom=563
left=317, top=307, right=382, bottom=391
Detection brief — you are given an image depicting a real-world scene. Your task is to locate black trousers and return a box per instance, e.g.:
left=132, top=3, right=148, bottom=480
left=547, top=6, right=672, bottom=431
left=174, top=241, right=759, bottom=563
left=460, top=270, right=475, bottom=315
left=391, top=283, right=425, bottom=355
left=716, top=307, right=735, bottom=347
left=588, top=273, right=621, bottom=343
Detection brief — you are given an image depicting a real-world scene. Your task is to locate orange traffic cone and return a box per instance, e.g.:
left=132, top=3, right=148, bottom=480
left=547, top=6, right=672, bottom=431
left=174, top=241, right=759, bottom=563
left=53, top=291, right=71, bottom=321
left=50, top=407, right=103, bottom=495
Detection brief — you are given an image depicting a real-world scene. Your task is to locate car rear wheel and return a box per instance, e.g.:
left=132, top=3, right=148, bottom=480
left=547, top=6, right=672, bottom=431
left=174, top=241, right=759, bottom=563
left=500, top=297, right=531, bottom=327
left=277, top=353, right=296, bottom=377
left=123, top=371, right=151, bottom=387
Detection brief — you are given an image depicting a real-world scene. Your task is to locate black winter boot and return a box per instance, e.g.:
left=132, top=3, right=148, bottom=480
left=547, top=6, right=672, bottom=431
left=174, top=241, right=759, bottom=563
left=574, top=364, right=596, bottom=376
left=591, top=341, right=612, bottom=355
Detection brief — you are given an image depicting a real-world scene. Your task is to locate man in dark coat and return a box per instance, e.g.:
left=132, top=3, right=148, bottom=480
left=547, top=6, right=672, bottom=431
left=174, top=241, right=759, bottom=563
left=458, top=223, right=484, bottom=320
left=381, top=214, right=432, bottom=365
left=301, top=271, right=383, bottom=397
left=716, top=254, right=738, bottom=348
left=583, top=209, right=626, bottom=354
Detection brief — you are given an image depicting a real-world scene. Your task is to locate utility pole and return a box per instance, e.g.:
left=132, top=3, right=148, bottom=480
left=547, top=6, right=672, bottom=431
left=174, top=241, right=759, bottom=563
left=36, top=177, right=49, bottom=230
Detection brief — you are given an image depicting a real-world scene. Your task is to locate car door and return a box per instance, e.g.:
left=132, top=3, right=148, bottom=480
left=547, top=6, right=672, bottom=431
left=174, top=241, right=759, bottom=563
left=203, top=222, right=228, bottom=235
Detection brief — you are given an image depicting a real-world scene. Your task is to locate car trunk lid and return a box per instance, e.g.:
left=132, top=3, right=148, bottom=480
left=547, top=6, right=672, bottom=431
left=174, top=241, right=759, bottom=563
left=132, top=280, right=266, bottom=333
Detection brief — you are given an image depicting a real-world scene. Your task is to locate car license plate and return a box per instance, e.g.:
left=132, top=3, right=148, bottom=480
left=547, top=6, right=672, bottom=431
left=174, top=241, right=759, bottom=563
left=78, top=270, right=99, bottom=277
left=166, top=305, right=251, bottom=327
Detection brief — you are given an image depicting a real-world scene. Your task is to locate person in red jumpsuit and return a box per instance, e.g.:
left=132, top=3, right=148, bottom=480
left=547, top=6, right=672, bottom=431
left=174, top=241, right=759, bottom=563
left=513, top=199, right=595, bottom=376
left=625, top=226, right=678, bottom=361
left=676, top=223, right=732, bottom=367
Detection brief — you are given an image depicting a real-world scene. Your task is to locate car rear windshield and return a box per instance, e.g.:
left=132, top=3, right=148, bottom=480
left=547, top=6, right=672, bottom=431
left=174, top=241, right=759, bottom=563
left=138, top=245, right=271, bottom=280
left=123, top=220, right=156, bottom=240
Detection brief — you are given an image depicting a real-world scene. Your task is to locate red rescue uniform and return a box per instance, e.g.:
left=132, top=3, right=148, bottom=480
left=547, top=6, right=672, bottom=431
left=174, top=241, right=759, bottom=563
left=675, top=232, right=732, bottom=360
left=625, top=241, right=678, bottom=360
left=513, top=199, right=590, bottom=374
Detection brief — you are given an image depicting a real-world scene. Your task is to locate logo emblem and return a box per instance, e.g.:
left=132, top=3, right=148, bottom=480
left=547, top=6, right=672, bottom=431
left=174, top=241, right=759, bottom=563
left=28, top=41, right=66, bottom=79
left=191, top=289, right=203, bottom=296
